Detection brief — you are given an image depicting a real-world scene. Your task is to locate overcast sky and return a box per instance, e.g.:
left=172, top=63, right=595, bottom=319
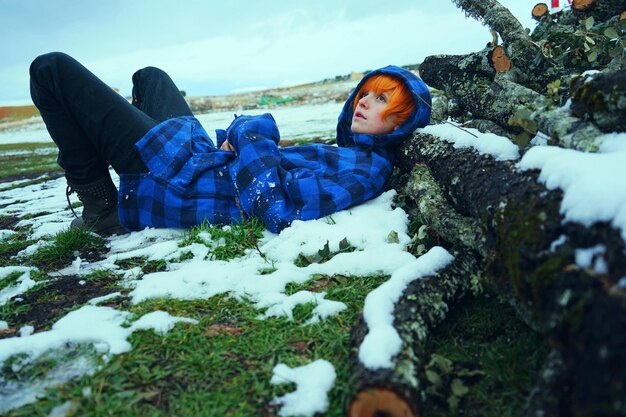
left=0, top=0, right=536, bottom=106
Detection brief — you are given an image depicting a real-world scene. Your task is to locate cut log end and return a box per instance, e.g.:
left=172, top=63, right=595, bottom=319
left=572, top=0, right=595, bottom=11
left=489, top=46, right=512, bottom=73
left=532, top=3, right=549, bottom=20
left=348, top=389, right=417, bottom=417
left=620, top=10, right=626, bottom=21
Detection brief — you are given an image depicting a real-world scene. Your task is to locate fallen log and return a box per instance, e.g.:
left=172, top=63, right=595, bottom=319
left=419, top=57, right=605, bottom=151
left=348, top=251, right=481, bottom=417
left=463, top=118, right=513, bottom=138
left=390, top=130, right=626, bottom=416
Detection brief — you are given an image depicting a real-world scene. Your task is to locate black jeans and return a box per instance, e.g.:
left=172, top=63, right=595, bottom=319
left=29, top=52, right=193, bottom=185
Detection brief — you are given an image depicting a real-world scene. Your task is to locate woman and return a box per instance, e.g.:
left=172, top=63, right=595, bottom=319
left=29, top=52, right=431, bottom=234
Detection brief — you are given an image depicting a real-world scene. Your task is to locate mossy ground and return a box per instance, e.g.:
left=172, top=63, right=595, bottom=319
left=422, top=293, right=549, bottom=417
left=0, top=141, right=548, bottom=415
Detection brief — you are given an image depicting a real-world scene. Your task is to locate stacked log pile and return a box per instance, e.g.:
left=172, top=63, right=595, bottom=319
left=348, top=1, right=626, bottom=416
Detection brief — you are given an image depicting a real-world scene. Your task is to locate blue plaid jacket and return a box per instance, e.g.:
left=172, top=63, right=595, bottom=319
left=118, top=66, right=431, bottom=233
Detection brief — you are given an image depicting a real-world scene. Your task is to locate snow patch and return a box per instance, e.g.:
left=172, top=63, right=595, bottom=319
left=419, top=123, right=520, bottom=161
left=0, top=305, right=197, bottom=365
left=518, top=132, right=626, bottom=241
left=270, top=359, right=336, bottom=417
left=0, top=266, right=39, bottom=306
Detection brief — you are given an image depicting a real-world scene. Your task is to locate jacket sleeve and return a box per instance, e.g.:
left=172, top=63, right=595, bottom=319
left=226, top=114, right=393, bottom=233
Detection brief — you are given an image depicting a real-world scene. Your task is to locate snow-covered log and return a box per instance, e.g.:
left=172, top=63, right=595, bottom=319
left=347, top=251, right=481, bottom=417
left=389, top=130, right=626, bottom=416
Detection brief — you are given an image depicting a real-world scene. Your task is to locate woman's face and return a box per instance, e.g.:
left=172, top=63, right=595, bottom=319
left=351, top=91, right=399, bottom=135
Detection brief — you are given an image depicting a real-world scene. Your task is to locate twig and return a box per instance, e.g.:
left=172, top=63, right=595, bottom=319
left=416, top=94, right=479, bottom=138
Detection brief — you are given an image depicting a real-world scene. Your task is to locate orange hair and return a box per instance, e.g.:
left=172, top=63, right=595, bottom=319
left=353, top=74, right=415, bottom=126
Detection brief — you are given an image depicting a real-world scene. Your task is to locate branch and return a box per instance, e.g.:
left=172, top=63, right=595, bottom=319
left=420, top=55, right=605, bottom=151
left=451, top=0, right=529, bottom=45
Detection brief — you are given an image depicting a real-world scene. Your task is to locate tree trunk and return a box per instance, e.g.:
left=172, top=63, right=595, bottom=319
left=390, top=130, right=626, bottom=416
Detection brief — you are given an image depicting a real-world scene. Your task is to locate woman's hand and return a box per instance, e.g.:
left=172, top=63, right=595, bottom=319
left=220, top=140, right=235, bottom=152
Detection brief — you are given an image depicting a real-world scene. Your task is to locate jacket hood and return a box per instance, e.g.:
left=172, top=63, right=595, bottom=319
left=336, top=65, right=431, bottom=149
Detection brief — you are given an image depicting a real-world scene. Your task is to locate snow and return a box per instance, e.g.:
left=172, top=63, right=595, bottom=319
left=87, top=292, right=122, bottom=305
left=359, top=246, right=454, bottom=369
left=261, top=291, right=347, bottom=324
left=116, top=192, right=419, bottom=329
left=518, top=132, right=626, bottom=241
left=0, top=229, right=16, bottom=238
left=270, top=359, right=336, bottom=417
left=419, top=123, right=520, bottom=161
left=0, top=305, right=196, bottom=364
left=575, top=244, right=608, bottom=275
left=19, top=325, right=34, bottom=337
left=0, top=355, right=98, bottom=414
left=0, top=266, right=39, bottom=305
left=48, top=401, right=77, bottom=417
left=550, top=235, right=568, bottom=252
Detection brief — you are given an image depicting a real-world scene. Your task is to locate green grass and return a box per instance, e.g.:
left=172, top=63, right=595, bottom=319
left=4, top=274, right=390, bottom=417
left=27, top=228, right=106, bottom=272
left=0, top=231, right=35, bottom=266
left=115, top=257, right=168, bottom=274
left=0, top=145, right=548, bottom=416
left=179, top=218, right=265, bottom=261
left=0, top=271, right=24, bottom=292
left=0, top=142, right=60, bottom=180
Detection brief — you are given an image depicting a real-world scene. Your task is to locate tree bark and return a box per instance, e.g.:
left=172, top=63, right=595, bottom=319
left=570, top=70, right=626, bottom=132
left=390, top=130, right=626, bottom=416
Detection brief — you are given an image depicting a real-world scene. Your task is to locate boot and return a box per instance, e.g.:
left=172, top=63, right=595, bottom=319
left=66, top=176, right=127, bottom=236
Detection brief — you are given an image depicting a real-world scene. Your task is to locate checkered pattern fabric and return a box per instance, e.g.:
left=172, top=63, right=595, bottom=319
left=118, top=66, right=431, bottom=233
